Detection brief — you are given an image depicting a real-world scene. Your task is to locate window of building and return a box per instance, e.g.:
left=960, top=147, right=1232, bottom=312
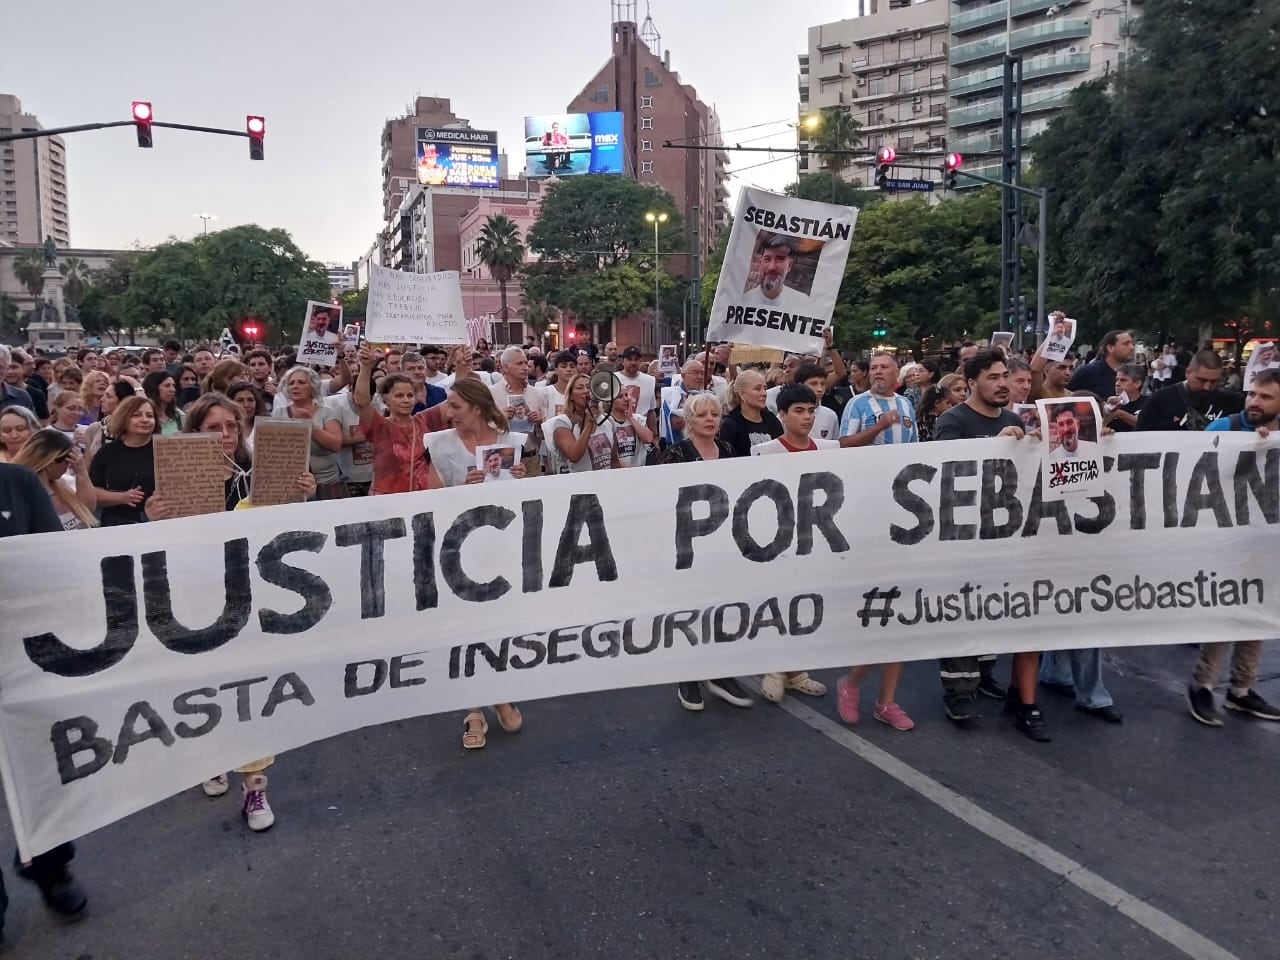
left=900, top=72, right=915, bottom=93
left=897, top=136, right=914, bottom=154
left=641, top=116, right=654, bottom=130
left=640, top=96, right=653, bottom=108
left=930, top=103, right=945, bottom=118
left=640, top=160, right=654, bottom=173
left=868, top=42, right=884, bottom=65
left=868, top=77, right=885, bottom=96
left=867, top=109, right=886, bottom=125
left=641, top=139, right=653, bottom=151
left=899, top=38, right=914, bottom=60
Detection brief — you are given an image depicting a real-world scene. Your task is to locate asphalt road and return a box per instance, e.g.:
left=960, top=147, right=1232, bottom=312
left=3, top=643, right=1277, bottom=960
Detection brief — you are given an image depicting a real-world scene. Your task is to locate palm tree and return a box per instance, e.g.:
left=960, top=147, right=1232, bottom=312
left=59, top=256, right=93, bottom=308
left=520, top=293, right=558, bottom=349
left=475, top=215, right=524, bottom=322
left=811, top=106, right=864, bottom=178
left=13, top=249, right=46, bottom=297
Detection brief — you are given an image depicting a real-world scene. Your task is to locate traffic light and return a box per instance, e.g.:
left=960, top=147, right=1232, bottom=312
left=942, top=152, right=963, bottom=189
left=132, top=101, right=153, bottom=148
left=239, top=320, right=262, bottom=342
left=875, top=146, right=896, bottom=189
left=872, top=325, right=888, bottom=337
left=247, top=116, right=265, bottom=160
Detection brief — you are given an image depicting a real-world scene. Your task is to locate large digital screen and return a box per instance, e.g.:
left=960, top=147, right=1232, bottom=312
left=416, top=127, right=500, bottom=188
left=523, top=112, right=626, bottom=177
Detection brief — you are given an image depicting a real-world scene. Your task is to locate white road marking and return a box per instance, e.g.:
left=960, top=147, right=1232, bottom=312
left=760, top=684, right=1242, bottom=960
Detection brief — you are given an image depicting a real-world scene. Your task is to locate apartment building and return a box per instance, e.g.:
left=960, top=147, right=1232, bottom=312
left=948, top=0, right=1136, bottom=180
left=0, top=95, right=70, bottom=247
left=798, top=0, right=950, bottom=191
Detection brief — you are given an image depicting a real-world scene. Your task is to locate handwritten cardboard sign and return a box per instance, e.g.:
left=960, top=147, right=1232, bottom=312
left=152, top=434, right=225, bottom=517
left=249, top=417, right=312, bottom=507
left=365, top=264, right=468, bottom=345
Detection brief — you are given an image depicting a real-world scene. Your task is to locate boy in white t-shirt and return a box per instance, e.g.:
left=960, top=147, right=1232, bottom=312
left=792, top=362, right=840, bottom=442
left=750, top=383, right=835, bottom=702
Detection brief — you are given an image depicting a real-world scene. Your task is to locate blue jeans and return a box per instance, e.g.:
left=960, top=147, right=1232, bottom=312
left=1039, top=649, right=1114, bottom=708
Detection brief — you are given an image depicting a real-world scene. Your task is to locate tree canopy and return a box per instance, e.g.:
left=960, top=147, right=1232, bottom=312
left=1032, top=0, right=1280, bottom=341
left=524, top=175, right=682, bottom=324
left=114, top=225, right=328, bottom=344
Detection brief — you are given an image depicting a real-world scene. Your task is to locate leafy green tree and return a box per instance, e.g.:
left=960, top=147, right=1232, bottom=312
left=13, top=249, right=45, bottom=297
left=341, top=286, right=368, bottom=321
left=520, top=294, right=558, bottom=346
left=475, top=215, right=524, bottom=322
left=0, top=293, right=21, bottom=337
left=1032, top=0, right=1280, bottom=340
left=117, top=225, right=328, bottom=344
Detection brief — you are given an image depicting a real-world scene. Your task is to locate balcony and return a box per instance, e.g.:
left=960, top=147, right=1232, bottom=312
left=949, top=50, right=1089, bottom=96
left=950, top=86, right=1073, bottom=128
left=817, top=60, right=847, bottom=81
left=1009, top=17, right=1090, bottom=52
left=950, top=33, right=1007, bottom=65
left=1009, top=0, right=1058, bottom=15
left=951, top=1, right=1007, bottom=36
left=816, top=39, right=849, bottom=54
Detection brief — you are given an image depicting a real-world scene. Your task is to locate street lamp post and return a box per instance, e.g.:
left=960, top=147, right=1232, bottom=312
left=645, top=211, right=668, bottom=339
left=194, top=212, right=217, bottom=236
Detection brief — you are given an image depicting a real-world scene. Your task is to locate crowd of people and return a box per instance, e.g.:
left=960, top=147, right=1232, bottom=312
left=0, top=322, right=1276, bottom=941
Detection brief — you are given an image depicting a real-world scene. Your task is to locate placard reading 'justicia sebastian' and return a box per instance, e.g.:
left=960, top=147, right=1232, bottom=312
left=0, top=431, right=1275, bottom=857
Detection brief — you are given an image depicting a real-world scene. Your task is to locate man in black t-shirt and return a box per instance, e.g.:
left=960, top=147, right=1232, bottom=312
left=1136, top=349, right=1242, bottom=431
left=933, top=352, right=1050, bottom=743
left=1068, top=329, right=1135, bottom=401
left=0, top=463, right=89, bottom=942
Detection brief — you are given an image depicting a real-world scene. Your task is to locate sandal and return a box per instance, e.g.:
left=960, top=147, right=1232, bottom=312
left=495, top=703, right=523, bottom=734
left=462, top=711, right=488, bottom=749
left=785, top=672, right=828, bottom=697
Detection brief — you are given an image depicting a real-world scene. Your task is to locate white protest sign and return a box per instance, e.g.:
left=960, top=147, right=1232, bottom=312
left=1036, top=316, right=1076, bottom=363
left=991, top=331, right=1014, bottom=353
left=365, top=264, right=468, bottom=345
left=1036, top=396, right=1105, bottom=499
left=706, top=188, right=858, bottom=354
left=297, top=301, right=343, bottom=366
left=1, top=432, right=1278, bottom=857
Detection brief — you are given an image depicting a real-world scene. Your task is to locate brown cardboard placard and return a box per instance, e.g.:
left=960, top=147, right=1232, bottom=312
left=250, top=417, right=312, bottom=507
left=152, top=434, right=226, bottom=518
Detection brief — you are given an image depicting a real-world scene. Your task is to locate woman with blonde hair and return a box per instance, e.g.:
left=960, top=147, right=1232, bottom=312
left=717, top=368, right=782, bottom=457
left=0, top=407, right=39, bottom=463
left=88, top=395, right=158, bottom=525
left=660, top=393, right=755, bottom=712
left=78, top=370, right=110, bottom=425
left=145, top=392, right=313, bottom=831
left=423, top=377, right=528, bottom=749
left=48, top=389, right=87, bottom=443
left=548, top=372, right=619, bottom=472
left=12, top=429, right=98, bottom=530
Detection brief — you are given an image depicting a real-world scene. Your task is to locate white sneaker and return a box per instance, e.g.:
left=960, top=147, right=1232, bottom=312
left=241, top=774, right=275, bottom=832
left=761, top=672, right=786, bottom=703
left=202, top=774, right=229, bottom=797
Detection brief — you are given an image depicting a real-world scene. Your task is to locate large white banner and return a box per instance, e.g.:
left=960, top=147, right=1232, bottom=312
left=365, top=264, right=468, bottom=345
left=1, top=432, right=1277, bottom=857
left=706, top=188, right=858, bottom=355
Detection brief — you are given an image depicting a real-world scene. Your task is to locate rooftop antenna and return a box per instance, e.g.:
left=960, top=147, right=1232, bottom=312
left=639, top=0, right=662, bottom=55
left=611, top=0, right=637, bottom=23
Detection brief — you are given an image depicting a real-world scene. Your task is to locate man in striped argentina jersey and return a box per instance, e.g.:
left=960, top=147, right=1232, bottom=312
left=838, top=352, right=919, bottom=447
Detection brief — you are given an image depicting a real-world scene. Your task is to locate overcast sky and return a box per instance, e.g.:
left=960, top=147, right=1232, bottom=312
left=3, top=0, right=856, bottom=265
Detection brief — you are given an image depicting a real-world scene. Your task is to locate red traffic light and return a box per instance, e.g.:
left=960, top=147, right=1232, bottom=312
left=246, top=116, right=265, bottom=161
left=876, top=146, right=896, bottom=166
left=239, top=321, right=262, bottom=341
left=944, top=152, right=964, bottom=170
left=132, top=101, right=154, bottom=148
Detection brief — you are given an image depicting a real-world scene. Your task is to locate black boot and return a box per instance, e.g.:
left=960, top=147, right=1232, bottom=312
left=15, top=846, right=86, bottom=918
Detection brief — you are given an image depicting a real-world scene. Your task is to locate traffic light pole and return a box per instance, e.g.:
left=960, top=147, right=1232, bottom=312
left=956, top=168, right=1048, bottom=348
left=0, top=120, right=251, bottom=144
left=1001, top=55, right=1024, bottom=349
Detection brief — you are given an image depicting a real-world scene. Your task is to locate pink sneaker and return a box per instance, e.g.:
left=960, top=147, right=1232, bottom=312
left=836, top=676, right=860, bottom=725
left=874, top=701, right=915, bottom=731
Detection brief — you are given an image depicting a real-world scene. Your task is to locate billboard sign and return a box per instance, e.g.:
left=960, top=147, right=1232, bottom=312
left=523, top=112, right=626, bottom=177
left=416, top=127, right=500, bottom=188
